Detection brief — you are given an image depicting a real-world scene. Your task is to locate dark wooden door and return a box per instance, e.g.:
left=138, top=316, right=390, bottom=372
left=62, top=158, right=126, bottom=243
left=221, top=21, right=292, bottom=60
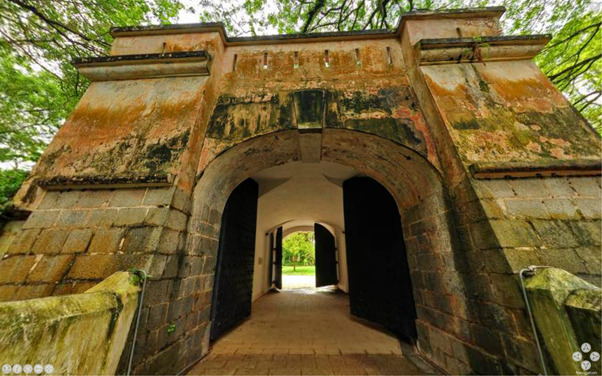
left=343, top=177, right=417, bottom=341
left=274, top=227, right=283, bottom=289
left=210, top=178, right=259, bottom=341
left=315, top=223, right=338, bottom=287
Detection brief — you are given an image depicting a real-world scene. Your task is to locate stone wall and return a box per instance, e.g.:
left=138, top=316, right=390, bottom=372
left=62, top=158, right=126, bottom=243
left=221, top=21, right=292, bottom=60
left=0, top=272, right=139, bottom=375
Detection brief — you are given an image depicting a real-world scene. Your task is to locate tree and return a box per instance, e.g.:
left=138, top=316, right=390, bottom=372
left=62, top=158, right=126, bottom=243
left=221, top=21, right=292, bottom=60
left=198, top=0, right=601, bottom=129
left=283, top=232, right=315, bottom=270
left=0, top=0, right=183, bottom=216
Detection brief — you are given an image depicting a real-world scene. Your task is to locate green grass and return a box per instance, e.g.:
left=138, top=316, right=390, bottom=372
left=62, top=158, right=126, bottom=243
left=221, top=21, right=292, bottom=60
left=282, top=265, right=315, bottom=275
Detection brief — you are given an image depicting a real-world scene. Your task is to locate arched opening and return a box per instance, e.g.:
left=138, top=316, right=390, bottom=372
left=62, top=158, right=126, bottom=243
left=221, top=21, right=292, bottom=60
left=189, top=129, right=451, bottom=373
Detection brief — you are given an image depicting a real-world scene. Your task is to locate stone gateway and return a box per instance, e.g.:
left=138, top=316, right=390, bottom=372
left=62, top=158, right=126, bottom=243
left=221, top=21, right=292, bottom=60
left=0, top=7, right=600, bottom=375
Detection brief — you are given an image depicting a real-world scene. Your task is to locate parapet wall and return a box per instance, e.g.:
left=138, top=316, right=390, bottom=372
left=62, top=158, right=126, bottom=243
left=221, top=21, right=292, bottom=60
left=0, top=272, right=140, bottom=375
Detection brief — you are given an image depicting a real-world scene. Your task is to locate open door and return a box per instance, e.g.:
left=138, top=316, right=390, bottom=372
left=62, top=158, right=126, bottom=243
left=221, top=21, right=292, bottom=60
left=343, top=177, right=417, bottom=342
left=210, top=178, right=259, bottom=341
left=274, top=227, right=283, bottom=290
left=268, top=232, right=274, bottom=289
left=315, top=223, right=338, bottom=287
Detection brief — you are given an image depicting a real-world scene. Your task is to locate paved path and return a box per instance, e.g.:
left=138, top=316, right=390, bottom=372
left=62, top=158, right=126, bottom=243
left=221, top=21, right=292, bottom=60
left=188, top=288, right=427, bottom=375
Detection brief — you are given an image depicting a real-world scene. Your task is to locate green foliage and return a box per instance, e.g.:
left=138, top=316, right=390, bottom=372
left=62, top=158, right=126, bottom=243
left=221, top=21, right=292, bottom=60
left=197, top=0, right=601, bottom=128
left=0, top=0, right=182, bottom=212
left=282, top=265, right=316, bottom=275
left=283, top=232, right=315, bottom=266
left=167, top=323, right=176, bottom=334
left=0, top=169, right=29, bottom=217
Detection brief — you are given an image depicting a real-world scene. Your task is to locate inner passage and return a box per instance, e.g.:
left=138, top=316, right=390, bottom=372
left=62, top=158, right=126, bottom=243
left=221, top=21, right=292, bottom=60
left=203, top=161, right=420, bottom=375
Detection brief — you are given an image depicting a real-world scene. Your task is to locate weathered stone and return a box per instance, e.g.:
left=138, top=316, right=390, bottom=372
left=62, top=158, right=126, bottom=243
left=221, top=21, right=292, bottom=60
left=114, top=207, right=149, bottom=227
left=27, top=254, right=74, bottom=283
left=22, top=210, right=60, bottom=229
left=88, top=228, right=126, bottom=253
left=31, top=229, right=70, bottom=254
left=542, top=199, right=578, bottom=219
left=62, top=229, right=93, bottom=253
left=67, top=254, right=120, bottom=280
left=54, top=210, right=90, bottom=228
left=525, top=268, right=601, bottom=376
left=504, top=199, right=550, bottom=219
left=109, top=189, right=146, bottom=207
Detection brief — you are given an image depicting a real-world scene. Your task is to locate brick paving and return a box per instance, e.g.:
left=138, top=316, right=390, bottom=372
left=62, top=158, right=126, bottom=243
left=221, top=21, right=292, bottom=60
left=188, top=288, right=428, bottom=375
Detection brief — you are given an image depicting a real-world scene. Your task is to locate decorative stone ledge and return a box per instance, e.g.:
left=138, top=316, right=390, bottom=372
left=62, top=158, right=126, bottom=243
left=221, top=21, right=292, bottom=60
left=469, top=159, right=602, bottom=179
left=415, top=35, right=551, bottom=65
left=72, top=51, right=211, bottom=81
left=36, top=173, right=174, bottom=190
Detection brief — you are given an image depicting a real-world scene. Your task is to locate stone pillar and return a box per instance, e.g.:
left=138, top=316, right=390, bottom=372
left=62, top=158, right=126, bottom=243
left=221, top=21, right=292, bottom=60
left=400, top=7, right=601, bottom=375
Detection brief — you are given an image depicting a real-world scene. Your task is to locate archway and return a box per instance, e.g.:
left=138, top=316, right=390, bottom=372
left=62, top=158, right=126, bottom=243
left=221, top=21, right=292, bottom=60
left=189, top=128, right=454, bottom=368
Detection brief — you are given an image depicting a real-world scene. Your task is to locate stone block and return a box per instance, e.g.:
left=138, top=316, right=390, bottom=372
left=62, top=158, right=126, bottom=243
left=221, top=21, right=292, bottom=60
left=121, top=227, right=162, bottom=253
left=32, top=229, right=70, bottom=254
left=503, top=248, right=543, bottom=273
left=38, top=191, right=60, bottom=210
left=54, top=191, right=81, bottom=209
left=144, top=280, right=173, bottom=306
left=62, top=229, right=93, bottom=253
left=118, top=254, right=154, bottom=273
left=158, top=229, right=180, bottom=254
left=28, top=254, right=74, bottom=283
left=542, top=199, right=578, bottom=219
left=7, top=229, right=41, bottom=254
left=109, top=189, right=146, bottom=207
left=163, top=256, right=179, bottom=279
left=544, top=178, right=576, bottom=198
left=114, top=208, right=149, bottom=227
left=460, top=272, right=494, bottom=302
left=88, top=228, right=126, bottom=253
left=87, top=209, right=119, bottom=227
left=54, top=210, right=90, bottom=228
left=489, top=274, right=525, bottom=309
left=167, top=210, right=188, bottom=232
left=538, top=248, right=589, bottom=274
left=500, top=334, right=541, bottom=373
left=508, top=179, right=549, bottom=198
left=504, top=199, right=550, bottom=219
left=75, top=190, right=114, bottom=208
left=567, top=220, right=601, bottom=246
left=144, top=207, right=169, bottom=227
left=462, top=343, right=501, bottom=375
left=22, top=210, right=60, bottom=229
left=574, top=247, right=602, bottom=274
left=530, top=220, right=580, bottom=248
left=574, top=198, right=602, bottom=219
left=0, top=255, right=37, bottom=283
left=143, top=187, right=174, bottom=207
left=149, top=255, right=168, bottom=278
left=67, top=254, right=119, bottom=279
left=569, top=177, right=602, bottom=197
left=474, top=179, right=516, bottom=199
left=172, top=188, right=191, bottom=214
left=473, top=220, right=539, bottom=250
left=148, top=303, right=168, bottom=329
left=469, top=324, right=503, bottom=356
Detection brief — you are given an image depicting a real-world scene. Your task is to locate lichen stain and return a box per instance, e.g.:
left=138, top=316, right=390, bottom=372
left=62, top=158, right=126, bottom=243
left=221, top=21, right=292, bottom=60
left=425, top=66, right=601, bottom=164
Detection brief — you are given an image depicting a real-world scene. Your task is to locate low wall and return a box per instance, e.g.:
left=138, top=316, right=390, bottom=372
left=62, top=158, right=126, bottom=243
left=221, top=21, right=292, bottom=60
left=525, top=268, right=602, bottom=375
left=0, top=271, right=140, bottom=375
